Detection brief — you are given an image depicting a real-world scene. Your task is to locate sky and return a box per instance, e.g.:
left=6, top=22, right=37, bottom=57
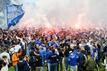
left=11, top=0, right=107, bottom=29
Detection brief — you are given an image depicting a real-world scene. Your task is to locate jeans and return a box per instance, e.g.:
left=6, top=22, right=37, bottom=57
left=48, top=63, right=51, bottom=71
left=14, top=64, right=18, bottom=71
left=70, top=66, right=77, bottom=71
left=59, top=57, right=64, bottom=71
left=42, top=59, right=46, bottom=71
left=65, top=57, right=69, bottom=71
left=48, top=63, right=58, bottom=71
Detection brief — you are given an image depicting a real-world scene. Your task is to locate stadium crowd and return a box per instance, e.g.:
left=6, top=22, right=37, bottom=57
left=0, top=28, right=107, bottom=71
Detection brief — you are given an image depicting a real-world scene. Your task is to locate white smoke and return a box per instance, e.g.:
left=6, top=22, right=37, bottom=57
left=13, top=0, right=107, bottom=29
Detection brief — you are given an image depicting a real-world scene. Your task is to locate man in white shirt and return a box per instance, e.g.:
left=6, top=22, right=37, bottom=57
left=0, top=48, right=10, bottom=63
left=0, top=48, right=10, bottom=71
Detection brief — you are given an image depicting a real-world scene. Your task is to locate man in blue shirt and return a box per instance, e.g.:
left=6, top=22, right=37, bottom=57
left=47, top=47, right=59, bottom=71
left=69, top=49, right=79, bottom=71
left=39, top=46, right=46, bottom=71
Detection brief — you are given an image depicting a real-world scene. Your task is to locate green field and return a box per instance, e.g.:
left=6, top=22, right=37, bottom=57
left=9, top=67, right=14, bottom=71
left=9, top=64, right=105, bottom=71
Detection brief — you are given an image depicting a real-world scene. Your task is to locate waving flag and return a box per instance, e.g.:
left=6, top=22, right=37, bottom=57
left=7, top=4, right=24, bottom=29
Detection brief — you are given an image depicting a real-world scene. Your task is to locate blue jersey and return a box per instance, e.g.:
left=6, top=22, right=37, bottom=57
left=48, top=41, right=59, bottom=48
left=69, top=50, right=79, bottom=66
left=46, top=50, right=52, bottom=63
left=39, top=47, right=46, bottom=65
left=35, top=40, right=43, bottom=46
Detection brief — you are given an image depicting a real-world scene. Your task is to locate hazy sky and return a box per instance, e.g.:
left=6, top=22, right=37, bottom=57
left=11, top=0, right=107, bottom=29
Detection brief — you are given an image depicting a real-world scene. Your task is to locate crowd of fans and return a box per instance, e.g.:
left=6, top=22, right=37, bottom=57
left=0, top=28, right=107, bottom=71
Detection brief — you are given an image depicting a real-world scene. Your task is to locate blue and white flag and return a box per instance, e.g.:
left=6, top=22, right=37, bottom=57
left=7, top=4, right=24, bottom=29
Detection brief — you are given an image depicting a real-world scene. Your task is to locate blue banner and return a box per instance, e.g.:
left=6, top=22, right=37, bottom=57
left=7, top=4, right=24, bottom=29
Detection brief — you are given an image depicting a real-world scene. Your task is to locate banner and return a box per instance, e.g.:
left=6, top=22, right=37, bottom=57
left=7, top=4, right=24, bottom=28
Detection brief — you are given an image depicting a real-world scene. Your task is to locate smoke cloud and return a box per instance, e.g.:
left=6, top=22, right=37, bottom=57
left=14, top=0, right=107, bottom=29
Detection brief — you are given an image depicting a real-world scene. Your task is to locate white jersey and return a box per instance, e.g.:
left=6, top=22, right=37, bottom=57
left=14, top=45, right=21, bottom=52
left=9, top=44, right=21, bottom=54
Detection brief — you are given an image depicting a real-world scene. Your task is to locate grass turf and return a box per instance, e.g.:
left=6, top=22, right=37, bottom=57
left=9, top=64, right=105, bottom=71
